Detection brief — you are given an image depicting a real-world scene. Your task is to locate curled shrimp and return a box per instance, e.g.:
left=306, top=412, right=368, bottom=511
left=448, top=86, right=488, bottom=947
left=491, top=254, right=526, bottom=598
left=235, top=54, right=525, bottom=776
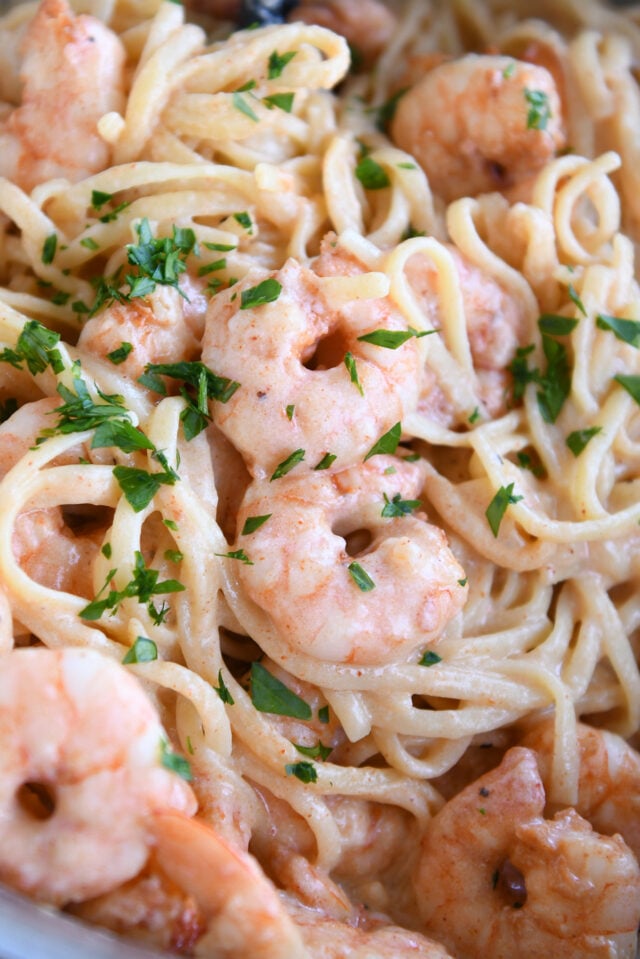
left=414, top=747, right=640, bottom=959
left=234, top=455, right=467, bottom=665
left=0, top=647, right=196, bottom=906
left=0, top=398, right=101, bottom=596
left=202, top=255, right=422, bottom=480
left=522, top=718, right=640, bottom=862
left=291, top=0, right=397, bottom=66
left=0, top=0, right=125, bottom=191
left=151, top=811, right=309, bottom=959
left=78, top=278, right=208, bottom=380
left=405, top=245, right=528, bottom=420
left=391, top=55, right=566, bottom=203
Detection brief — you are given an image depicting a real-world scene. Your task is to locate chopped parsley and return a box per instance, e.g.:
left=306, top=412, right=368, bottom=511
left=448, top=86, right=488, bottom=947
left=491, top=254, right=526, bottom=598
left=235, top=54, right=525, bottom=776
left=159, top=739, right=192, bottom=781
left=213, top=669, right=235, bottom=705
left=267, top=49, right=296, bottom=79
left=0, top=320, right=65, bottom=376
left=80, top=550, right=185, bottom=621
left=614, top=373, right=640, bottom=405
left=509, top=316, right=574, bottom=422
left=41, top=369, right=132, bottom=437
left=203, top=241, right=236, bottom=253
left=485, top=483, right=524, bottom=537
left=375, top=86, right=408, bottom=133
left=347, top=561, right=375, bottom=591
left=419, top=650, right=442, bottom=667
left=263, top=92, right=294, bottom=113
left=233, top=211, right=254, bottom=233
left=122, top=636, right=158, bottom=664
left=232, top=91, right=259, bottom=122
left=164, top=549, right=184, bottom=564
left=524, top=88, right=551, bottom=130
left=271, top=448, right=305, bottom=480
left=285, top=761, right=317, bottom=783
left=595, top=313, right=640, bottom=348
left=241, top=514, right=272, bottom=535
left=566, top=426, right=601, bottom=456
left=240, top=278, right=282, bottom=310
left=80, top=237, right=100, bottom=251
left=381, top=492, right=421, bottom=517
left=106, top=342, right=133, bottom=365
left=215, top=548, right=253, bottom=565
left=140, top=361, right=240, bottom=440
left=357, top=327, right=433, bottom=349
left=286, top=404, right=295, bottom=420
left=113, top=462, right=178, bottom=513
left=355, top=155, right=390, bottom=190
left=344, top=352, right=364, bottom=395
left=294, top=741, right=332, bottom=761
left=364, top=422, right=401, bottom=460
left=250, top=662, right=312, bottom=719
left=537, top=315, right=579, bottom=336
left=318, top=705, right=330, bottom=724
left=41, top=234, right=57, bottom=265
left=198, top=258, right=226, bottom=276
left=314, top=452, right=337, bottom=471
left=568, top=284, right=587, bottom=316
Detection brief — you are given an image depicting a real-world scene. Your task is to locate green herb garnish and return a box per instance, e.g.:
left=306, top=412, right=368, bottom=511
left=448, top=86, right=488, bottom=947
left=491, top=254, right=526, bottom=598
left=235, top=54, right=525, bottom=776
left=347, top=561, right=375, bottom=591
left=485, top=483, right=524, bottom=537
left=250, top=662, right=312, bottom=719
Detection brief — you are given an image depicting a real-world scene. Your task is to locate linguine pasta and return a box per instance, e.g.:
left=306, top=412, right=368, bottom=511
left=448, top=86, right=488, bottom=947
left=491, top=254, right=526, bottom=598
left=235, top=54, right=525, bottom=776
left=1, top=0, right=640, bottom=956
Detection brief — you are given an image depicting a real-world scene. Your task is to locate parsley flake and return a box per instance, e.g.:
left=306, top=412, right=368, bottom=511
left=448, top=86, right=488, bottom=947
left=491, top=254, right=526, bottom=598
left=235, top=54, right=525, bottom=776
left=159, top=739, right=192, bottom=781
left=106, top=342, right=133, bottom=365
left=241, top=514, right=272, bottom=535
left=213, top=669, right=235, bottom=705
left=524, top=88, right=551, bottom=130
left=250, top=662, right=312, bottom=719
left=344, top=352, right=364, bottom=395
left=355, top=155, right=390, bottom=190
left=41, top=234, right=57, bottom=265
left=268, top=49, right=296, bottom=79
left=240, top=278, right=282, bottom=309
left=347, top=561, right=375, bottom=591
left=614, top=374, right=640, bottom=405
left=263, top=92, right=294, bottom=112
left=215, top=548, right=253, bottom=565
left=113, top=464, right=178, bottom=512
left=595, top=313, right=640, bottom=348
left=419, top=650, right=442, bottom=667
left=566, top=427, right=601, bottom=456
left=271, top=448, right=305, bottom=480
left=294, top=741, right=332, bottom=761
left=122, top=636, right=158, bottom=664
left=233, top=211, right=254, bottom=233
left=1, top=320, right=65, bottom=376
left=314, top=452, right=337, bottom=471
left=364, top=422, right=401, bottom=460
left=485, top=483, right=524, bottom=537
left=357, top=327, right=432, bottom=349
left=381, top=492, right=421, bottom=517
left=285, top=761, right=317, bottom=783
left=232, top=91, right=259, bottom=122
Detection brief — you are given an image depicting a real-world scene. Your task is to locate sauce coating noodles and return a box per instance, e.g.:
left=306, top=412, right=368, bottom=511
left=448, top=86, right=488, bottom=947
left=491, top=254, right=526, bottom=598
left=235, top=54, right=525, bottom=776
left=1, top=0, right=640, bottom=957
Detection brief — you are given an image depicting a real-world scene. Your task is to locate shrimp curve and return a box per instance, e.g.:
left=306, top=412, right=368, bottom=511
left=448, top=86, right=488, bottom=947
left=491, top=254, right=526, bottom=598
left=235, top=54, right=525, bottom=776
left=0, top=647, right=196, bottom=906
left=391, top=55, right=566, bottom=202
left=414, top=747, right=640, bottom=959
left=0, top=0, right=125, bottom=191
left=201, top=256, right=422, bottom=480
left=234, top=455, right=467, bottom=665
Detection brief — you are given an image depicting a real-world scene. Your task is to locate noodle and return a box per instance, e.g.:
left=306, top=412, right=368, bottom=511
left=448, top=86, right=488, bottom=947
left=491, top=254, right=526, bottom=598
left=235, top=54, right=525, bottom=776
left=1, top=0, right=640, bottom=956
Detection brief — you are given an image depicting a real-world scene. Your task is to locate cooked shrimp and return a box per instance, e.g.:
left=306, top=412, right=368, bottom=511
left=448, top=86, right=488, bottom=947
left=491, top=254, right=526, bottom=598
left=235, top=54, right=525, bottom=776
left=0, top=398, right=101, bottom=596
left=285, top=898, right=456, bottom=959
left=0, top=0, right=125, bottom=191
left=151, top=811, right=310, bottom=959
left=290, top=0, right=397, bottom=66
left=202, top=255, right=422, bottom=480
left=78, top=280, right=206, bottom=380
left=391, top=55, right=566, bottom=203
left=0, top=647, right=196, bottom=906
left=522, top=718, right=640, bottom=862
left=234, top=455, right=467, bottom=665
left=414, top=747, right=640, bottom=959
left=406, top=245, right=528, bottom=419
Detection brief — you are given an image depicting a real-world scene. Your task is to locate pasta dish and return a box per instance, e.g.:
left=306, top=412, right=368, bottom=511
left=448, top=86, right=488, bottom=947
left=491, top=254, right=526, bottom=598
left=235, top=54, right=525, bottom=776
left=1, top=0, right=640, bottom=955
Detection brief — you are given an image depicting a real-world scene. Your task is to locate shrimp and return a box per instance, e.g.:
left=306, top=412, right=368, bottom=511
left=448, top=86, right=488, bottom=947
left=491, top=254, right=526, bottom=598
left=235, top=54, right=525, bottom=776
left=290, top=0, right=397, bottom=66
left=234, top=455, right=467, bottom=665
left=0, top=398, right=102, bottom=596
left=0, top=647, right=196, bottom=906
left=0, top=0, right=125, bottom=192
left=522, top=718, right=640, bottom=862
left=391, top=55, right=566, bottom=203
left=151, top=811, right=310, bottom=959
left=414, top=747, right=640, bottom=959
left=285, top=899, right=456, bottom=959
left=405, top=245, right=528, bottom=419
left=201, top=255, right=422, bottom=480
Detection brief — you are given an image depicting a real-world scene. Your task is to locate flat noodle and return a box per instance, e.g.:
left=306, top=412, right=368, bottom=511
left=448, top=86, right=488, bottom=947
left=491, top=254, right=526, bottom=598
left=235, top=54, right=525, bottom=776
left=1, top=0, right=640, bottom=957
